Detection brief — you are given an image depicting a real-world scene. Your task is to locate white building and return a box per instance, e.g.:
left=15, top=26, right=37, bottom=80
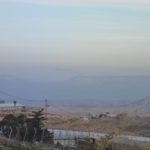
left=0, top=103, right=24, bottom=110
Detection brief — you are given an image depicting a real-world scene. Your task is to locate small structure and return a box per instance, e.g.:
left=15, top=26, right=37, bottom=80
left=99, top=112, right=118, bottom=118
left=0, top=102, right=24, bottom=110
left=80, top=116, right=89, bottom=121
left=106, top=112, right=117, bottom=118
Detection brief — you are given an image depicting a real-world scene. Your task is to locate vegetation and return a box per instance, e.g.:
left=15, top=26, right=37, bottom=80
left=0, top=144, right=57, bottom=150
left=0, top=109, right=53, bottom=144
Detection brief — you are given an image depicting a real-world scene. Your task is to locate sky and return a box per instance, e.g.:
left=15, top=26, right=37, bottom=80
left=0, top=0, right=150, bottom=104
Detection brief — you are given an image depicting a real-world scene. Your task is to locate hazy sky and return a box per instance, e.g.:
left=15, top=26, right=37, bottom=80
left=0, top=0, right=150, bottom=78
left=0, top=0, right=150, bottom=103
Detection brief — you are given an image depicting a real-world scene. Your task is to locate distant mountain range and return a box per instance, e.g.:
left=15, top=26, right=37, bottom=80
left=49, top=98, right=150, bottom=116
left=119, top=97, right=150, bottom=116
left=0, top=74, right=150, bottom=116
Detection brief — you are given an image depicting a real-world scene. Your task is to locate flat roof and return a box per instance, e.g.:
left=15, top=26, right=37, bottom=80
left=0, top=103, right=24, bottom=107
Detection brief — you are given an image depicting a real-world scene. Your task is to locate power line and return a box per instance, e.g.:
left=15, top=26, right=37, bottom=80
left=0, top=89, right=53, bottom=111
left=0, top=90, right=54, bottom=111
left=0, top=89, right=43, bottom=102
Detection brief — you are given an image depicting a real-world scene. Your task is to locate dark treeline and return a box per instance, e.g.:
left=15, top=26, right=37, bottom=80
left=0, top=109, right=53, bottom=143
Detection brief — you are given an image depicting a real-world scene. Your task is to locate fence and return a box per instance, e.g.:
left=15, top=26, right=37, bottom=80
left=76, top=138, right=150, bottom=150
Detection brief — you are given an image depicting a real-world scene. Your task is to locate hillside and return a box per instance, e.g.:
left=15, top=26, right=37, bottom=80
left=48, top=98, right=150, bottom=116
left=119, top=98, right=150, bottom=116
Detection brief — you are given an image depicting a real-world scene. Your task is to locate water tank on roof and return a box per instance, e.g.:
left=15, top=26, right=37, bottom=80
left=0, top=100, right=5, bottom=104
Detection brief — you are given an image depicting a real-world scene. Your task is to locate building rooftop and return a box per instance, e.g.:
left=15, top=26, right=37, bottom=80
left=0, top=103, right=24, bottom=108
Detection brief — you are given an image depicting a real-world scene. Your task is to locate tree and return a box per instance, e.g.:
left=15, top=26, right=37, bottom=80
left=28, top=109, right=45, bottom=129
left=26, top=109, right=53, bottom=143
left=0, top=109, right=53, bottom=144
left=0, top=114, right=26, bottom=139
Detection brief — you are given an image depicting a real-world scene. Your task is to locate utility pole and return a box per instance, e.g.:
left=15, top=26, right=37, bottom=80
left=45, top=99, right=48, bottom=116
left=13, top=101, right=17, bottom=115
left=13, top=100, right=17, bottom=108
left=44, top=99, right=48, bottom=126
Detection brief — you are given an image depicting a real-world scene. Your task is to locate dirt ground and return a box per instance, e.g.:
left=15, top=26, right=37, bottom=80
left=0, top=108, right=149, bottom=137
left=46, top=113, right=150, bottom=136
